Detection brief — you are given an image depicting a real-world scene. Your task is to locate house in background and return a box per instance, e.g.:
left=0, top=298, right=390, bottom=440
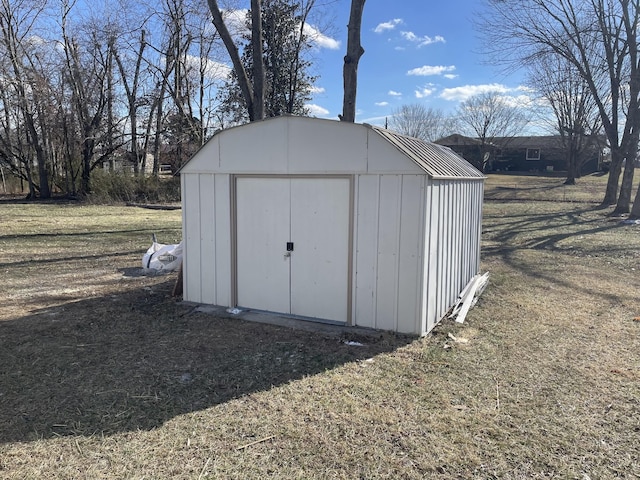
left=435, top=134, right=607, bottom=174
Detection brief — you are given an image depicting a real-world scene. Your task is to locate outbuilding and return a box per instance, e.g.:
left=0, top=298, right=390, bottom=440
left=179, top=116, right=485, bottom=335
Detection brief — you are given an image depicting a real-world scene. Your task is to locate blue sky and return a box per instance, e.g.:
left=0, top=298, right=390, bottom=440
left=305, top=0, right=530, bottom=125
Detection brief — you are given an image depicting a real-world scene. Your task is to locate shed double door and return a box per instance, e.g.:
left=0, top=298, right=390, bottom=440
left=235, top=177, right=350, bottom=323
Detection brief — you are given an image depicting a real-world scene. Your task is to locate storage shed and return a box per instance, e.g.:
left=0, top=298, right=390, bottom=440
left=179, top=116, right=485, bottom=335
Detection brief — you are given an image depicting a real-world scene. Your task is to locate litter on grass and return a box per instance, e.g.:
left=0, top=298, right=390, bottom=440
left=142, top=234, right=183, bottom=271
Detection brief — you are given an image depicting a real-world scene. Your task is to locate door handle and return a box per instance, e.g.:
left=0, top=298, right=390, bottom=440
left=284, top=251, right=291, bottom=259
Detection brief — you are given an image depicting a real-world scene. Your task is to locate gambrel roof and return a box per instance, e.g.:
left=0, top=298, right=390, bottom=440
left=373, top=127, right=485, bottom=180
left=181, top=116, right=484, bottom=180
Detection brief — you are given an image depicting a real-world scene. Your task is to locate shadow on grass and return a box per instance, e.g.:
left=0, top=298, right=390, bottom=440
left=482, top=201, right=639, bottom=304
left=483, top=203, right=625, bottom=251
left=0, top=280, right=412, bottom=444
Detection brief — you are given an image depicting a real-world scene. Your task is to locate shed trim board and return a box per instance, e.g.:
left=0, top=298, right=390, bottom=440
left=231, top=174, right=354, bottom=325
left=179, top=116, right=485, bottom=335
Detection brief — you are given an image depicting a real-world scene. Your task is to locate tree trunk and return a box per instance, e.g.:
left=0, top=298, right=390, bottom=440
left=340, top=0, right=366, bottom=123
left=612, top=158, right=636, bottom=214
left=207, top=0, right=256, bottom=121
left=602, top=148, right=623, bottom=205
left=630, top=176, right=640, bottom=219
left=24, top=159, right=36, bottom=200
left=34, top=143, right=50, bottom=198
left=153, top=83, right=166, bottom=176
left=564, top=149, right=577, bottom=185
left=612, top=132, right=639, bottom=215
left=251, top=0, right=265, bottom=121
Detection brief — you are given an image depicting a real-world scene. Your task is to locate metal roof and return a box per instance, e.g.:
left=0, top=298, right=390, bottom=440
left=372, top=127, right=485, bottom=180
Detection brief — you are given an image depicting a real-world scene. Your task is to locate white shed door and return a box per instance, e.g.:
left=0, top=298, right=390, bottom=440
left=236, top=177, right=350, bottom=323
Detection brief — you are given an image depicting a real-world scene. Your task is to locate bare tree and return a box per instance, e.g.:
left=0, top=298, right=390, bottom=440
left=340, top=0, right=365, bottom=123
left=479, top=0, right=640, bottom=216
left=216, top=0, right=318, bottom=123
left=528, top=53, right=604, bottom=185
left=207, top=0, right=264, bottom=121
left=0, top=0, right=52, bottom=198
left=61, top=8, right=112, bottom=195
left=389, top=104, right=458, bottom=142
left=456, top=92, right=529, bottom=171
left=113, top=30, right=148, bottom=174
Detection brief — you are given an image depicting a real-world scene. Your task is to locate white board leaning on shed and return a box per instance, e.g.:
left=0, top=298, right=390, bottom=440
left=179, top=116, right=485, bottom=336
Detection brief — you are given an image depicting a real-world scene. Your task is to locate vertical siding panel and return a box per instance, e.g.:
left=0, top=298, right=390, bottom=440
left=470, top=182, right=478, bottom=278
left=426, top=181, right=441, bottom=332
left=443, top=180, right=459, bottom=313
left=396, top=175, right=424, bottom=334
left=464, top=182, right=476, bottom=284
left=467, top=182, right=482, bottom=280
left=215, top=174, right=232, bottom=306
left=184, top=174, right=202, bottom=303
left=456, top=182, right=464, bottom=291
left=452, top=182, right=459, bottom=297
left=420, top=178, right=434, bottom=334
left=199, top=174, right=216, bottom=304
left=477, top=182, right=484, bottom=272
left=375, top=175, right=401, bottom=331
left=353, top=175, right=379, bottom=328
left=468, top=183, right=475, bottom=278
left=438, top=182, right=449, bottom=321
left=457, top=181, right=466, bottom=292
left=451, top=181, right=460, bottom=300
left=180, top=174, right=188, bottom=301
left=446, top=182, right=455, bottom=315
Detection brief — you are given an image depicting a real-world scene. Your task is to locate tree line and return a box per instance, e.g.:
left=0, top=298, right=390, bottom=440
left=479, top=0, right=640, bottom=218
left=389, top=1, right=640, bottom=219
left=0, top=0, right=322, bottom=199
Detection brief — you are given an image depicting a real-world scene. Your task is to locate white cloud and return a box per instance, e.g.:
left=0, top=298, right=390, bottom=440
left=375, top=101, right=389, bottom=106
left=444, top=74, right=459, bottom=80
left=310, top=86, right=326, bottom=94
left=304, top=24, right=340, bottom=50
left=497, top=94, right=535, bottom=108
left=415, top=87, right=435, bottom=99
left=374, top=18, right=403, bottom=33
left=306, top=104, right=330, bottom=116
left=28, top=35, right=46, bottom=47
left=185, top=55, right=231, bottom=81
left=223, top=9, right=249, bottom=37
left=401, top=31, right=445, bottom=47
left=388, top=90, right=402, bottom=97
left=407, top=65, right=456, bottom=76
left=439, top=83, right=511, bottom=102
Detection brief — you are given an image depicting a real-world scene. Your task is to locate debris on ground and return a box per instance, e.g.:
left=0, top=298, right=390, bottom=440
left=142, top=234, right=182, bottom=272
left=449, top=272, right=490, bottom=324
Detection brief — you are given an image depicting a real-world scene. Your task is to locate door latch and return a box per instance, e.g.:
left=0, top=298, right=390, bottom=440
left=286, top=242, right=294, bottom=252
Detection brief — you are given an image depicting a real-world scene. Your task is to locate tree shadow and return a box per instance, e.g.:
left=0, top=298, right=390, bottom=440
left=0, top=280, right=412, bottom=444
left=482, top=201, right=639, bottom=304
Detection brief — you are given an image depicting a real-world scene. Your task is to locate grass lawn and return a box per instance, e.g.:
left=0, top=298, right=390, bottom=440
left=0, top=173, right=639, bottom=479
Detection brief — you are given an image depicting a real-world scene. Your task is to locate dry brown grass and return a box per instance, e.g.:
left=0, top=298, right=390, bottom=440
left=1, top=178, right=639, bottom=479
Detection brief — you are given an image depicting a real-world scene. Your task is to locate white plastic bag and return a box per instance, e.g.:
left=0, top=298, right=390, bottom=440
left=142, top=240, right=183, bottom=271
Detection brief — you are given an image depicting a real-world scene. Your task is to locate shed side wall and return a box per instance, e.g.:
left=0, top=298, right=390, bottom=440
left=353, top=174, right=426, bottom=334
left=423, top=179, right=484, bottom=332
left=182, top=173, right=232, bottom=306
